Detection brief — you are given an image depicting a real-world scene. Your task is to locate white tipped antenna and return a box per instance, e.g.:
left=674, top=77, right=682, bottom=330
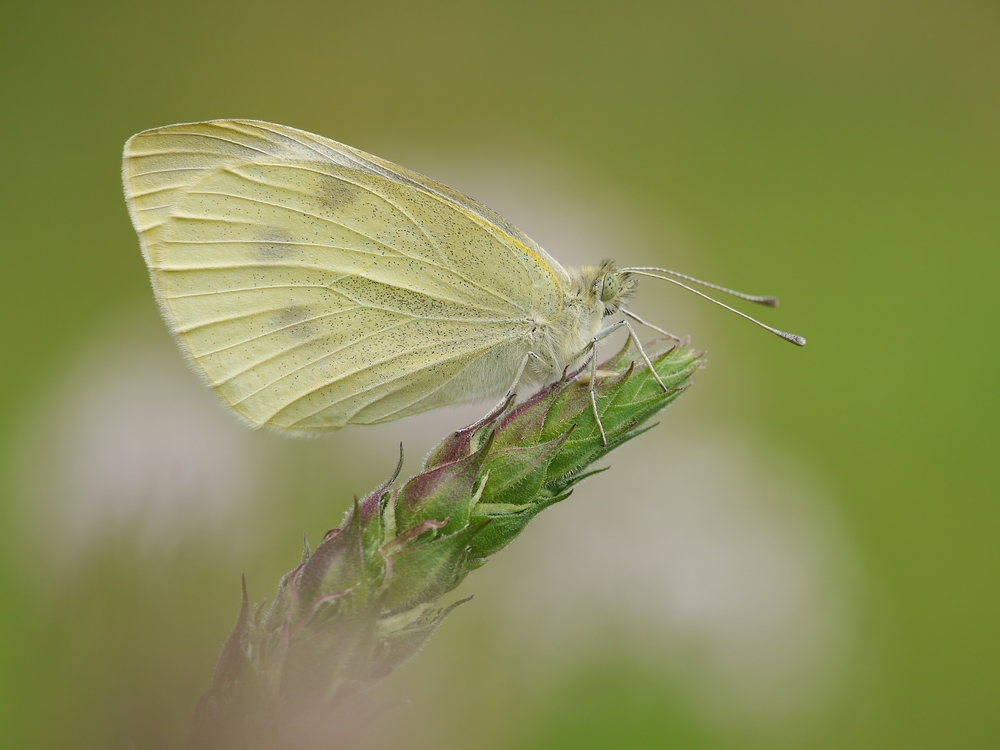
left=623, top=268, right=807, bottom=346
left=624, top=267, right=780, bottom=306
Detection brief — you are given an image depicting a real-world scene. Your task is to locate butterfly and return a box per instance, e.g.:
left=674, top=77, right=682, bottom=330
left=123, top=120, right=803, bottom=441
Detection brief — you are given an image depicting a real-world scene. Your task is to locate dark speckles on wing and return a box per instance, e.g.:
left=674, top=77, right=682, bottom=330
left=124, top=120, right=570, bottom=432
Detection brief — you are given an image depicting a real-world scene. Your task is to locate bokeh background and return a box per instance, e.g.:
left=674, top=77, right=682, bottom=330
left=2, top=1, right=998, bottom=748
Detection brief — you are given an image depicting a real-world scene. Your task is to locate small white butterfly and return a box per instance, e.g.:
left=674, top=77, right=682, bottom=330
left=123, top=120, right=803, bottom=441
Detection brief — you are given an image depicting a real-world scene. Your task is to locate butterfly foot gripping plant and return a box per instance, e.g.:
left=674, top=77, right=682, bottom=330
left=187, top=340, right=701, bottom=750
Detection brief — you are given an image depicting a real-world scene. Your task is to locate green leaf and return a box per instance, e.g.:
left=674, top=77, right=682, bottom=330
left=380, top=520, right=490, bottom=613
left=477, top=432, right=569, bottom=508
left=295, top=499, right=368, bottom=613
left=466, top=489, right=573, bottom=566
left=395, top=434, right=492, bottom=535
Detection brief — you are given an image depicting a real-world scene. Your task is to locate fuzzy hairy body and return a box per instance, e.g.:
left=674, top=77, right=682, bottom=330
left=426, top=264, right=610, bottom=405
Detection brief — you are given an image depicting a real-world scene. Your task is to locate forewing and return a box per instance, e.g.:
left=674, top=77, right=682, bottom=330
left=122, top=120, right=564, bottom=433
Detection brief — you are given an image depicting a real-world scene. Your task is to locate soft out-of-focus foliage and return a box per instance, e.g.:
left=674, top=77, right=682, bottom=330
left=1, top=2, right=998, bottom=749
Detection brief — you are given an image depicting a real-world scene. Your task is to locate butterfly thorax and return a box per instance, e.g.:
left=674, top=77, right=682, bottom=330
left=528, top=260, right=636, bottom=382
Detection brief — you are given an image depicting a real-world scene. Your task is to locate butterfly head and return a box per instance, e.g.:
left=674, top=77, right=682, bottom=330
left=590, top=260, right=637, bottom=317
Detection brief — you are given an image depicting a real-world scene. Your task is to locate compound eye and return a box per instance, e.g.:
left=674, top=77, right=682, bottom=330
left=599, top=273, right=619, bottom=303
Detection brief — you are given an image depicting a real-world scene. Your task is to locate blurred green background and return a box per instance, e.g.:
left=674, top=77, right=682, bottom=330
left=2, top=1, right=998, bottom=748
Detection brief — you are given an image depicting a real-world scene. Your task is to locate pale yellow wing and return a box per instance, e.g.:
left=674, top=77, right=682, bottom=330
left=122, top=120, right=566, bottom=433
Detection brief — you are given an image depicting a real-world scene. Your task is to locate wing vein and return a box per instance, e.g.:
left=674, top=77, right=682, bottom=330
left=188, top=307, right=361, bottom=356
left=245, top=122, right=351, bottom=165
left=224, top=164, right=524, bottom=311
left=173, top=304, right=341, bottom=333
left=184, top=180, right=521, bottom=311
left=145, top=130, right=272, bottom=155
left=284, top=337, right=513, bottom=426
left=165, top=284, right=334, bottom=300
left=129, top=166, right=206, bottom=178
left=225, top=317, right=419, bottom=400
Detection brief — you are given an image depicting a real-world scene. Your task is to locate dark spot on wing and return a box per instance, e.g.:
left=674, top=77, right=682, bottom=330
left=317, top=172, right=359, bottom=212
left=271, top=304, right=316, bottom=339
left=253, top=228, right=296, bottom=260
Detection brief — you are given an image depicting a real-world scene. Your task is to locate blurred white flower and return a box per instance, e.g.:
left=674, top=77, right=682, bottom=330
left=13, top=320, right=269, bottom=564
left=498, top=428, right=858, bottom=722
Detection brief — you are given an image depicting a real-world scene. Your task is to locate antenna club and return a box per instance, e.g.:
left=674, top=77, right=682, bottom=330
left=624, top=267, right=804, bottom=347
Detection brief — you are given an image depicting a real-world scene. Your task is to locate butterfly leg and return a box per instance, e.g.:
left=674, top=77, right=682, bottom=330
left=620, top=307, right=682, bottom=342
left=583, top=321, right=627, bottom=445
left=583, top=320, right=668, bottom=446
left=483, top=350, right=548, bottom=421
left=619, top=320, right=669, bottom=393
left=587, top=339, right=608, bottom=445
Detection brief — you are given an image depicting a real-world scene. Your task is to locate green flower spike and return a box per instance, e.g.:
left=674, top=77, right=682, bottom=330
left=188, top=340, right=701, bottom=750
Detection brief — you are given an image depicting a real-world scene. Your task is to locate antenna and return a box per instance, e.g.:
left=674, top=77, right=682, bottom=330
left=622, top=268, right=807, bottom=346
left=623, top=267, right=780, bottom=306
